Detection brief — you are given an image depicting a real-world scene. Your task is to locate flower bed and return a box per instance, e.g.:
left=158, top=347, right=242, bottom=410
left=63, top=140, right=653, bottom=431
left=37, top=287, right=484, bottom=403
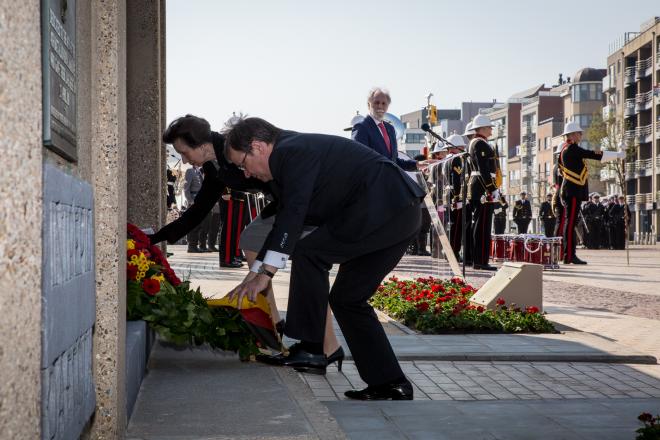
left=370, top=276, right=555, bottom=334
left=126, top=223, right=259, bottom=359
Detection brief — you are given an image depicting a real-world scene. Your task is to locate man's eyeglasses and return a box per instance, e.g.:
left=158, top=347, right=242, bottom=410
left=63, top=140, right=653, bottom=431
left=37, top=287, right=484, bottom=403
left=238, top=151, right=249, bottom=171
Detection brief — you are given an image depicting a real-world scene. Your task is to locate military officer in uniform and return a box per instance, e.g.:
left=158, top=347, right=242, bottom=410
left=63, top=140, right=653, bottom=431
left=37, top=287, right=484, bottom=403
left=538, top=193, right=555, bottom=237
left=467, top=115, right=500, bottom=271
left=513, top=191, right=532, bottom=234
left=493, top=194, right=509, bottom=234
left=557, top=122, right=624, bottom=264
left=442, top=134, right=467, bottom=261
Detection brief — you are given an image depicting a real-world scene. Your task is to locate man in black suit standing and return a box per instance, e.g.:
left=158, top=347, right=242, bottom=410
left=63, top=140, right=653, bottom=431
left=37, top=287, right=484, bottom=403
left=226, top=117, right=424, bottom=400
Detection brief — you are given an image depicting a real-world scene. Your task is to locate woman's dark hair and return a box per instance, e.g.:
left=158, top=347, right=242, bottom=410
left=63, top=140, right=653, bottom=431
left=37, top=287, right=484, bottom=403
left=223, top=117, right=281, bottom=155
left=162, top=114, right=212, bottom=148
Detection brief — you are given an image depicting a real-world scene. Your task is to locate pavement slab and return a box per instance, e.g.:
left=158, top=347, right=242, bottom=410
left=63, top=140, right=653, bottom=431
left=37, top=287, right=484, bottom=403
left=324, top=398, right=660, bottom=440
left=127, top=343, right=345, bottom=440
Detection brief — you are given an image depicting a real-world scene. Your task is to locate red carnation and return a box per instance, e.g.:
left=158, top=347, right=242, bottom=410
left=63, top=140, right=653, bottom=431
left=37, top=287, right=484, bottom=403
left=477, top=306, right=485, bottom=313
left=496, top=298, right=506, bottom=306
left=127, top=264, right=138, bottom=280
left=142, top=278, right=161, bottom=296
left=526, top=306, right=540, bottom=314
left=416, top=302, right=430, bottom=312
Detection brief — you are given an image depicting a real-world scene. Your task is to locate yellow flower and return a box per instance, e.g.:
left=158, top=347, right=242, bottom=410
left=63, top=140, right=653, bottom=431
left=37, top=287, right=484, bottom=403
left=151, top=274, right=164, bottom=282
left=130, top=255, right=138, bottom=263
left=137, top=271, right=146, bottom=281
left=126, top=239, right=136, bottom=250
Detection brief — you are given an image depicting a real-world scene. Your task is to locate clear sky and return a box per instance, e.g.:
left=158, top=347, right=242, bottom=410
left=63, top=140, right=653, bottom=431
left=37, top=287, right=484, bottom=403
left=166, top=0, right=658, bottom=137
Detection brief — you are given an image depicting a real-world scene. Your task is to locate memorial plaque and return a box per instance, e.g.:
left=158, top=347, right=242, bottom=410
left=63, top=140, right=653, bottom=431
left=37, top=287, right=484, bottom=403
left=42, top=0, right=77, bottom=161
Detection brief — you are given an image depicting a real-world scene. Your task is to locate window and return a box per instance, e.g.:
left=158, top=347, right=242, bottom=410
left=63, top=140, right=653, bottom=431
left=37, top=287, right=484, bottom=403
left=617, top=60, right=621, bottom=74
left=571, top=114, right=594, bottom=129
left=405, top=133, right=425, bottom=144
left=571, top=83, right=603, bottom=102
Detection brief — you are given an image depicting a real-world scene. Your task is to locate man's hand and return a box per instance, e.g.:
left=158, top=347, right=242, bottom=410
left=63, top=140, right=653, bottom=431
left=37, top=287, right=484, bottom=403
left=417, top=159, right=440, bottom=171
left=227, top=271, right=270, bottom=307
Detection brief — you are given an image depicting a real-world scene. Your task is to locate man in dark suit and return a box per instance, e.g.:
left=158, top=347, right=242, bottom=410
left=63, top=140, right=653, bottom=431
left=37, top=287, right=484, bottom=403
left=226, top=117, right=424, bottom=400
left=351, top=87, right=419, bottom=172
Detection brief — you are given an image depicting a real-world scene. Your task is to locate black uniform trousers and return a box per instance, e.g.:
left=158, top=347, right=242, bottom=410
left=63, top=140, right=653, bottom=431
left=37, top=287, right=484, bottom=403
left=514, top=219, right=530, bottom=234
left=448, top=207, right=462, bottom=260
left=207, top=211, right=221, bottom=248
left=543, top=219, right=556, bottom=237
left=493, top=215, right=506, bottom=235
left=286, top=203, right=421, bottom=387
left=220, top=198, right=245, bottom=264
left=471, top=201, right=493, bottom=266
left=463, top=203, right=474, bottom=263
left=561, top=196, right=580, bottom=263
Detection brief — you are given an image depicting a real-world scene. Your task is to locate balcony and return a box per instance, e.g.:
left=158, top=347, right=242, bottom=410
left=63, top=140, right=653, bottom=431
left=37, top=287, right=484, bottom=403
left=624, top=66, right=636, bottom=85
left=657, top=52, right=660, bottom=70
left=656, top=155, right=660, bottom=169
left=521, top=168, right=531, bottom=179
left=635, top=193, right=654, bottom=205
left=625, top=162, right=636, bottom=180
left=600, top=168, right=617, bottom=181
left=635, top=57, right=653, bottom=79
left=602, top=75, right=614, bottom=92
left=636, top=124, right=653, bottom=144
left=626, top=195, right=636, bottom=205
left=624, top=98, right=636, bottom=117
left=635, top=90, right=653, bottom=112
left=634, top=158, right=653, bottom=177
left=624, top=129, right=636, bottom=143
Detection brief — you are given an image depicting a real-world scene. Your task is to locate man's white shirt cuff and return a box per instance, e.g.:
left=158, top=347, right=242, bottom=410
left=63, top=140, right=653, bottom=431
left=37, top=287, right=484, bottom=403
left=264, top=250, right=289, bottom=268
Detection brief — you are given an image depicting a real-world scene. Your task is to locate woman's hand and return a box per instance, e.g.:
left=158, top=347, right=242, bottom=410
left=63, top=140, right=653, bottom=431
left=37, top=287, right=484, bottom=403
left=227, top=271, right=270, bottom=307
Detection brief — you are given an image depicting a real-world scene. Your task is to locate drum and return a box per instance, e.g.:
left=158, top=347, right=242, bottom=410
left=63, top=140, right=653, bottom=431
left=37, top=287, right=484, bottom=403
left=491, top=234, right=508, bottom=261
left=523, top=235, right=544, bottom=265
left=508, top=235, right=525, bottom=262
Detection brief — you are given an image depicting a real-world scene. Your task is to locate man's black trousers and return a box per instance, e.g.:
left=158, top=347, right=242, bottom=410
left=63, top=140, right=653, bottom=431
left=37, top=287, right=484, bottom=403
left=471, top=201, right=493, bottom=266
left=285, top=202, right=421, bottom=387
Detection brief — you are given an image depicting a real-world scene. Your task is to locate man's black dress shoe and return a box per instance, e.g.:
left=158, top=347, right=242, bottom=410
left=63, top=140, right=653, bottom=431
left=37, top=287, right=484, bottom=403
left=187, top=246, right=201, bottom=253
left=220, top=261, right=243, bottom=268
left=344, top=379, right=413, bottom=401
left=207, top=246, right=219, bottom=252
left=564, top=257, right=587, bottom=265
left=473, top=264, right=497, bottom=271
left=257, top=343, right=327, bottom=374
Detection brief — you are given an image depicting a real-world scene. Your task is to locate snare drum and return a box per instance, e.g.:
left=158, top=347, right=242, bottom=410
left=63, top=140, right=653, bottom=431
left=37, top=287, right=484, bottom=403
left=523, top=234, right=545, bottom=265
left=491, top=234, right=508, bottom=261
left=509, top=235, right=525, bottom=262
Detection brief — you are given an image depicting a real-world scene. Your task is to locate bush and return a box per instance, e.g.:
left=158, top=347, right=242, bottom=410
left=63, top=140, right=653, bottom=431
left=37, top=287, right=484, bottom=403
left=370, top=276, right=555, bottom=334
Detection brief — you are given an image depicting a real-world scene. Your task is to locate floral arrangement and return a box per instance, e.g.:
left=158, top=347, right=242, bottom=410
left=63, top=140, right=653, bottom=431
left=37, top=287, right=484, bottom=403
left=636, top=413, right=660, bottom=439
left=126, top=223, right=259, bottom=359
left=370, top=276, right=554, bottom=334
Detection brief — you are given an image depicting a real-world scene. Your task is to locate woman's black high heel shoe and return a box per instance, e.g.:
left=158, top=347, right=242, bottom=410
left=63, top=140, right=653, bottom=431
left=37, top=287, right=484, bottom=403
left=326, top=347, right=345, bottom=372
left=275, top=319, right=285, bottom=340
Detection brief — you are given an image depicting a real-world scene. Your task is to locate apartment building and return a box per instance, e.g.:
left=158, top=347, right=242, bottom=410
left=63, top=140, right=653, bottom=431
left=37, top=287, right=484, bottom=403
left=603, top=17, right=660, bottom=239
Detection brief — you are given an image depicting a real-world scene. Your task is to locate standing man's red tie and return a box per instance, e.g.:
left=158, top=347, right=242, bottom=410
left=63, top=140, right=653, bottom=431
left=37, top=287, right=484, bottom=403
left=378, top=122, right=391, bottom=154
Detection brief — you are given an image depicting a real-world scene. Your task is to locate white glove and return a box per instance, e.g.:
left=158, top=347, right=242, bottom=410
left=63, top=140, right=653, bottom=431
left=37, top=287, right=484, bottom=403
left=601, top=150, right=625, bottom=162
left=455, top=202, right=463, bottom=210
left=491, top=189, right=500, bottom=200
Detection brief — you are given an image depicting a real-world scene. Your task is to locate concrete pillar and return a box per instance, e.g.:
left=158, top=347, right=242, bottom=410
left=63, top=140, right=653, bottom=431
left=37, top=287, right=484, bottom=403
left=0, top=1, right=43, bottom=437
left=89, top=0, right=128, bottom=436
left=126, top=0, right=166, bottom=230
